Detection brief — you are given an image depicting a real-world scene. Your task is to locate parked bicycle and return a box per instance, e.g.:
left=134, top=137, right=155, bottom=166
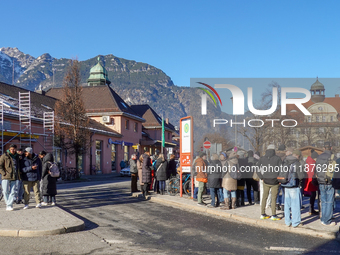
left=168, top=173, right=191, bottom=196
left=60, top=166, right=82, bottom=181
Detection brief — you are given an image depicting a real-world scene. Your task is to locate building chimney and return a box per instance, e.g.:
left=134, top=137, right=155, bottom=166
left=336, top=94, right=339, bottom=97
left=165, top=118, right=169, bottom=124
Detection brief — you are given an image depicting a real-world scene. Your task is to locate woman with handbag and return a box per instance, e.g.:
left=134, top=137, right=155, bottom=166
left=155, top=154, right=168, bottom=195
left=304, top=150, right=320, bottom=215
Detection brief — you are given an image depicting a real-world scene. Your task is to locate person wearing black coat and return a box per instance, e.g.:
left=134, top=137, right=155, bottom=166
left=246, top=150, right=259, bottom=205
left=41, top=153, right=57, bottom=205
left=155, top=154, right=168, bottom=195
left=141, top=152, right=152, bottom=198
left=237, top=151, right=248, bottom=207
left=167, top=154, right=177, bottom=178
left=21, top=147, right=42, bottom=209
left=207, top=154, right=223, bottom=208
left=257, top=145, right=282, bottom=220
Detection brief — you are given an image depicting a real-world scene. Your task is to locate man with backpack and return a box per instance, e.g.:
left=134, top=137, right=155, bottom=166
left=281, top=150, right=305, bottom=228
left=315, top=142, right=337, bottom=226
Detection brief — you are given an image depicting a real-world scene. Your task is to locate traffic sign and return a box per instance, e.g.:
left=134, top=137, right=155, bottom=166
left=203, top=141, right=212, bottom=149
left=234, top=146, right=238, bottom=152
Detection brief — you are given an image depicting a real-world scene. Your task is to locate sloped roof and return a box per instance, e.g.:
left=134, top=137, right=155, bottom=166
left=0, top=82, right=121, bottom=137
left=130, top=104, right=177, bottom=132
left=0, top=81, right=57, bottom=118
left=46, top=85, right=143, bottom=121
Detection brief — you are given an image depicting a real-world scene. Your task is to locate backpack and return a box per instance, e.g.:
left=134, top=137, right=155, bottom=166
left=48, top=162, right=60, bottom=178
left=280, top=163, right=298, bottom=188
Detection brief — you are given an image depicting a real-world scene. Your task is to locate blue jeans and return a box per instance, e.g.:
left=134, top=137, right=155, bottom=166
left=15, top=180, right=24, bottom=201
left=284, top=187, right=301, bottom=227
left=218, top=188, right=224, bottom=201
left=210, top=188, right=221, bottom=206
left=2, top=180, right=17, bottom=207
left=43, top=195, right=56, bottom=203
left=193, top=187, right=198, bottom=199
left=159, top=180, right=165, bottom=191
left=319, top=184, right=334, bottom=225
left=276, top=185, right=285, bottom=205
left=223, top=188, right=236, bottom=199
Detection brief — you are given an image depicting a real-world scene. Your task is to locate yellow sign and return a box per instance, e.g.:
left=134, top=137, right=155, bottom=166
left=132, top=144, right=139, bottom=150
left=1, top=132, right=39, bottom=139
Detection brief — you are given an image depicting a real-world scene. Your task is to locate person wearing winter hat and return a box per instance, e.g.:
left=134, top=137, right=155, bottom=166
left=257, top=144, right=282, bottom=220
left=282, top=149, right=305, bottom=228
left=21, top=147, right=42, bottom=209
left=304, top=149, right=320, bottom=215
left=221, top=151, right=238, bottom=210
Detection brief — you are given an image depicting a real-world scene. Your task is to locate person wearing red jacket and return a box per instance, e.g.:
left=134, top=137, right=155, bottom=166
left=304, top=150, right=320, bottom=215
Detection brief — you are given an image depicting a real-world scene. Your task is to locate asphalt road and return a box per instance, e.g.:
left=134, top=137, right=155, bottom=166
left=0, top=178, right=340, bottom=255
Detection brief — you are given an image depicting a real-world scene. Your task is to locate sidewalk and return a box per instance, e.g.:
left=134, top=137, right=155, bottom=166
left=0, top=203, right=85, bottom=237
left=134, top=192, right=340, bottom=240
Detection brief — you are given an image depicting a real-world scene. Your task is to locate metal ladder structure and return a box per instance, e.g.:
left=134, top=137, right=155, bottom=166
left=43, top=111, right=54, bottom=153
left=19, top=92, right=32, bottom=148
left=0, top=99, right=3, bottom=155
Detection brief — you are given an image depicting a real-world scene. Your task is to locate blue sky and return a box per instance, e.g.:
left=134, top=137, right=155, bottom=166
left=1, top=0, right=340, bottom=98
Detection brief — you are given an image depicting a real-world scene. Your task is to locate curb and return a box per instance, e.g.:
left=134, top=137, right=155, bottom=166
left=0, top=207, right=85, bottom=237
left=143, top=195, right=339, bottom=240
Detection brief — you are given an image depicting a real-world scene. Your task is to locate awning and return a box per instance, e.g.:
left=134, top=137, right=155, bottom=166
left=140, top=140, right=178, bottom=148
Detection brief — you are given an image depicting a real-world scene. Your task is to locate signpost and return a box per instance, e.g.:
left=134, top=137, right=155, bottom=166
left=180, top=116, right=193, bottom=198
left=203, top=140, right=211, bottom=149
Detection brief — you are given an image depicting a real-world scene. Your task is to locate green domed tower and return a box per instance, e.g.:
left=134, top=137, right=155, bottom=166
left=87, top=57, right=111, bottom=86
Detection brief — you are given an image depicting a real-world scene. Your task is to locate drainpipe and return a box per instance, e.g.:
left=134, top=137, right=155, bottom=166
left=90, top=131, right=96, bottom=175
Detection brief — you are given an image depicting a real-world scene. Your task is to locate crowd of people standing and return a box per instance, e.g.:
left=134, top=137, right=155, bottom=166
left=193, top=142, right=340, bottom=227
left=129, top=151, right=178, bottom=199
left=0, top=144, right=58, bottom=211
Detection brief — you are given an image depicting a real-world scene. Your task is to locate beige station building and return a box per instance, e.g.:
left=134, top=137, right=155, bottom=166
left=284, top=78, right=340, bottom=151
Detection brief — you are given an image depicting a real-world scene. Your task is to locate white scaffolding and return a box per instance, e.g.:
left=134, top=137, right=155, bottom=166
left=0, top=99, right=3, bottom=155
left=19, top=92, right=32, bottom=148
left=43, top=111, right=54, bottom=153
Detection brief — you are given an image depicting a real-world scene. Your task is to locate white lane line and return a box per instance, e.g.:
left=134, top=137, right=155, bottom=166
left=265, top=247, right=307, bottom=252
left=266, top=247, right=340, bottom=253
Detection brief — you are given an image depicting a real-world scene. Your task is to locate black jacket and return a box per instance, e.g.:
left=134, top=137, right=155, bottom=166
left=333, top=158, right=340, bottom=189
left=257, top=149, right=282, bottom=185
left=21, top=153, right=41, bottom=182
left=41, top=153, right=57, bottom=196
left=168, top=159, right=177, bottom=178
left=315, top=150, right=337, bottom=185
left=208, top=160, right=222, bottom=188
left=155, top=159, right=168, bottom=181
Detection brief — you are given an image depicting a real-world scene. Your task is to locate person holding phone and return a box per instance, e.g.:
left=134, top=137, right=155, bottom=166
left=21, top=147, right=42, bottom=209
